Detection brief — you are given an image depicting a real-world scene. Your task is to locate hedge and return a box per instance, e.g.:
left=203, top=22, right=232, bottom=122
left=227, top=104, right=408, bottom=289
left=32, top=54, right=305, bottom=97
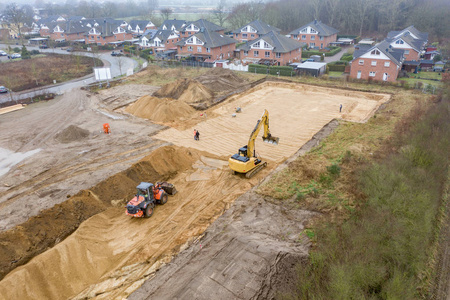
left=327, top=60, right=348, bottom=72
left=302, top=46, right=341, bottom=58
left=248, top=64, right=294, bottom=76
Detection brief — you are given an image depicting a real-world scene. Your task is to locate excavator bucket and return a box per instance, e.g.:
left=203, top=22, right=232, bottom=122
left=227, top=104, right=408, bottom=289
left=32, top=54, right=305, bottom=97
left=262, top=135, right=279, bottom=145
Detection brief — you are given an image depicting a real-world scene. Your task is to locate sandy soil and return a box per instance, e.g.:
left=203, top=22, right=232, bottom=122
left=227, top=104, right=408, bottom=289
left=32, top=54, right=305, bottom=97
left=0, top=84, right=161, bottom=231
left=0, top=78, right=391, bottom=300
left=153, top=82, right=390, bottom=163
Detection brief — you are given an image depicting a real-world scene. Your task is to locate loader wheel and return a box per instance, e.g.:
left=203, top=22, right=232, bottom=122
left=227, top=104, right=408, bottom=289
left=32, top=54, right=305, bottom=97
left=144, top=204, right=154, bottom=218
left=160, top=193, right=168, bottom=205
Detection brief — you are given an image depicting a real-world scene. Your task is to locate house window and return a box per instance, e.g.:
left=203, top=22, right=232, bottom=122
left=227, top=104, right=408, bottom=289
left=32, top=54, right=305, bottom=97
left=197, top=46, right=202, bottom=52
left=253, top=41, right=260, bottom=48
left=302, top=35, right=306, bottom=40
left=254, top=50, right=259, bottom=57
left=310, top=28, right=317, bottom=33
left=251, top=34, right=255, bottom=38
left=97, top=36, right=100, bottom=40
left=276, top=53, right=281, bottom=58
left=244, top=50, right=248, bottom=56
left=359, top=60, right=364, bottom=65
left=206, top=47, right=211, bottom=53
left=384, top=61, right=390, bottom=67
left=321, top=43, right=323, bottom=49
left=395, top=40, right=404, bottom=44
left=265, top=51, right=270, bottom=57
left=293, top=35, right=298, bottom=39
left=310, top=43, right=315, bottom=47
left=311, top=35, right=315, bottom=40
left=300, top=28, right=307, bottom=33
left=405, top=50, right=410, bottom=54
left=369, top=71, right=376, bottom=77
left=371, top=61, right=377, bottom=66
left=235, top=33, right=238, bottom=37
left=242, top=33, right=247, bottom=38
left=371, top=49, right=381, bottom=55
left=264, top=42, right=270, bottom=48
left=188, top=46, right=193, bottom=51
left=320, top=36, right=324, bottom=40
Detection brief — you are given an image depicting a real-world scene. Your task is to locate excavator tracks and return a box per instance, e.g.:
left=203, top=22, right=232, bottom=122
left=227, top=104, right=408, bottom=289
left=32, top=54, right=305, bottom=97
left=245, top=161, right=267, bottom=178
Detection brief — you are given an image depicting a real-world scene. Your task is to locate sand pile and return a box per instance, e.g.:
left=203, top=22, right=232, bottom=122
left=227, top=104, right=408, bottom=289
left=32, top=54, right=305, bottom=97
left=125, top=96, right=195, bottom=123
left=153, top=78, right=214, bottom=108
left=196, top=68, right=247, bottom=94
left=55, top=125, right=89, bottom=143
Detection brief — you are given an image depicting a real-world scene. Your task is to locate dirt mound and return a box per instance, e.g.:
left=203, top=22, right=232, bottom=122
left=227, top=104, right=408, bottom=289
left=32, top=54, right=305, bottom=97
left=0, top=145, right=196, bottom=281
left=125, top=96, right=195, bottom=123
left=153, top=78, right=214, bottom=108
left=196, top=68, right=247, bottom=94
left=55, top=125, right=89, bottom=143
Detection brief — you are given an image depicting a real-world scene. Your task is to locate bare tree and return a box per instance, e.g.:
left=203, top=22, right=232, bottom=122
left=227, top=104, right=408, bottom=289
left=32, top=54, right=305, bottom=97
left=102, top=1, right=117, bottom=18
left=326, top=0, right=340, bottom=27
left=147, top=0, right=159, bottom=15
left=3, top=3, right=33, bottom=45
left=116, top=56, right=125, bottom=76
left=214, top=0, right=227, bottom=27
left=160, top=8, right=173, bottom=21
left=309, top=0, right=324, bottom=20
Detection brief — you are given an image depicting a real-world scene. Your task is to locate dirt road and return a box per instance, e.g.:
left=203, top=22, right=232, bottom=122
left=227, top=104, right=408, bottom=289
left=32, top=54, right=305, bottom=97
left=0, top=84, right=160, bottom=231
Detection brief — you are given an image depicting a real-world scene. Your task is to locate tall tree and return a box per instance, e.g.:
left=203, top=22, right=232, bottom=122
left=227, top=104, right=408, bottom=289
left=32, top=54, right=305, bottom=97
left=3, top=3, right=33, bottom=45
left=102, top=1, right=117, bottom=18
left=160, top=8, right=172, bottom=21
left=147, top=0, right=159, bottom=16
left=213, top=0, right=227, bottom=27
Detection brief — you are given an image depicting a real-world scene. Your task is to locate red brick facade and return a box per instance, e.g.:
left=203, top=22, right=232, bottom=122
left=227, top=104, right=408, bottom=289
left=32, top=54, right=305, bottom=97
left=85, top=32, right=133, bottom=45
left=239, top=48, right=302, bottom=66
left=290, top=33, right=336, bottom=49
left=350, top=57, right=400, bottom=82
left=233, top=32, right=260, bottom=42
left=178, top=43, right=236, bottom=60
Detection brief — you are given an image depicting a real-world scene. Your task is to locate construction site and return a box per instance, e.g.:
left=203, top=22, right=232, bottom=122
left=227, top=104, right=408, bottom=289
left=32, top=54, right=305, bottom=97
left=0, top=67, right=394, bottom=299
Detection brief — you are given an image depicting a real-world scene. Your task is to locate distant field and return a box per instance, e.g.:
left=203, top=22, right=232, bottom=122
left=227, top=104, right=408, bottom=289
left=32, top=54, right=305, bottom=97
left=0, top=54, right=102, bottom=92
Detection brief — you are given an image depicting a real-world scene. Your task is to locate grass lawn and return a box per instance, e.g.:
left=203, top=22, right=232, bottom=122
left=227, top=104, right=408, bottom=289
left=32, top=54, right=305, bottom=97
left=399, top=77, right=442, bottom=89
left=328, top=71, right=344, bottom=77
left=408, top=71, right=442, bottom=80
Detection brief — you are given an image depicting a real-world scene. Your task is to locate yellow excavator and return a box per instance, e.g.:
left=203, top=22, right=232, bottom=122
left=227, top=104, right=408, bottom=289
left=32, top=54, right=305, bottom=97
left=229, top=109, right=279, bottom=178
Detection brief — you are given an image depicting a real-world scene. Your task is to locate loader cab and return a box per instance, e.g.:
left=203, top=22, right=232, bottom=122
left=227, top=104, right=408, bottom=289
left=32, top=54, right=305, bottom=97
left=137, top=182, right=154, bottom=201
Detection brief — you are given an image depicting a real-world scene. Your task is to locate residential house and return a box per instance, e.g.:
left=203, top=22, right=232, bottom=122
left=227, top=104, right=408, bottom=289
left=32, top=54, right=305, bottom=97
left=140, top=29, right=181, bottom=52
left=419, top=59, right=434, bottom=70
left=180, top=19, right=224, bottom=38
left=231, top=20, right=280, bottom=42
left=84, top=21, right=133, bottom=46
left=350, top=40, right=404, bottom=82
left=387, top=25, right=428, bottom=49
left=237, top=31, right=305, bottom=66
left=288, top=20, right=338, bottom=49
left=50, top=22, right=91, bottom=42
left=160, top=19, right=186, bottom=34
left=424, top=50, right=440, bottom=60
left=386, top=32, right=423, bottom=61
left=433, top=61, right=445, bottom=72
left=120, top=20, right=157, bottom=36
left=176, top=28, right=237, bottom=61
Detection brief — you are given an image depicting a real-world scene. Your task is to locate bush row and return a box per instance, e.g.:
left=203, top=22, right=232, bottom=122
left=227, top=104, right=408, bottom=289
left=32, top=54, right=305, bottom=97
left=248, top=64, right=294, bottom=76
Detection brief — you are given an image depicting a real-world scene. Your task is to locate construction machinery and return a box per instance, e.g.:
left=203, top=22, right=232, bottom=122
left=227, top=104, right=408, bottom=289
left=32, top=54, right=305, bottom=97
left=229, top=109, right=279, bottom=178
left=125, top=182, right=177, bottom=218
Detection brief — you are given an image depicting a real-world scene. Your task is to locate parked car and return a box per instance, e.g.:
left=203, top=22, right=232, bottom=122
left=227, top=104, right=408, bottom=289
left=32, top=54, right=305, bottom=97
left=39, top=44, right=48, bottom=49
left=10, top=53, right=21, bottom=59
left=66, top=47, right=74, bottom=52
left=0, top=50, right=7, bottom=56
left=0, top=86, right=8, bottom=94
left=111, top=51, right=123, bottom=56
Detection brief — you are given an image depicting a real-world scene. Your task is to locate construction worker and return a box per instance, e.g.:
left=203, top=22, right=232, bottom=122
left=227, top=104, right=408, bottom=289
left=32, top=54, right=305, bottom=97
left=196, top=130, right=200, bottom=141
left=194, top=129, right=198, bottom=140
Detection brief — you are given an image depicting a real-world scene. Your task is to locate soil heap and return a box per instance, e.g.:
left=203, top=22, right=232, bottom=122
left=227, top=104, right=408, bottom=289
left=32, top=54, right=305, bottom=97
left=55, top=125, right=90, bottom=143
left=125, top=96, right=195, bottom=123
left=153, top=78, right=214, bottom=109
left=196, top=68, right=247, bottom=94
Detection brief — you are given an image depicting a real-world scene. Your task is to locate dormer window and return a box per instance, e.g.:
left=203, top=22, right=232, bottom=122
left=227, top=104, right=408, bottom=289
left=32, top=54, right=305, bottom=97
left=253, top=41, right=260, bottom=48
left=310, top=28, right=317, bottom=33
left=300, top=28, right=307, bottom=33
left=371, top=49, right=381, bottom=55
left=264, top=42, right=270, bottom=48
left=395, top=40, right=404, bottom=45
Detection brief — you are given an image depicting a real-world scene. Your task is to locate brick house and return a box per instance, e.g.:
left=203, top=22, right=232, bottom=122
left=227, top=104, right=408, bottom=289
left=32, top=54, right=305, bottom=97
left=160, top=19, right=187, bottom=34
left=288, top=20, right=338, bottom=49
left=121, top=20, right=157, bottom=35
left=386, top=32, right=423, bottom=61
left=236, top=31, right=305, bottom=66
left=50, top=22, right=90, bottom=42
left=350, top=41, right=404, bottom=82
left=140, top=30, right=181, bottom=52
left=386, top=25, right=428, bottom=49
left=176, top=28, right=236, bottom=61
left=180, top=19, right=224, bottom=38
left=84, top=22, right=133, bottom=46
left=231, top=20, right=280, bottom=43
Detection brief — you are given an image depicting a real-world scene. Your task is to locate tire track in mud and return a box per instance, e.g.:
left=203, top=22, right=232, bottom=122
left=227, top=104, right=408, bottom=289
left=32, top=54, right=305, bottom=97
left=0, top=147, right=271, bottom=300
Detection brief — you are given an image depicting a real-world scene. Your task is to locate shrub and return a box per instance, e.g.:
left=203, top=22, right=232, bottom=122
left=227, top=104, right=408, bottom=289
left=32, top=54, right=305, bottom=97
left=30, top=50, right=40, bottom=55
left=13, top=47, right=20, bottom=53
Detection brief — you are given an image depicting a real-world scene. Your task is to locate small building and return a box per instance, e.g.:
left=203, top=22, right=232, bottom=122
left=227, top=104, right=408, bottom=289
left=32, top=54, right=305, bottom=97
left=424, top=50, right=440, bottom=60
left=358, top=39, right=375, bottom=46
left=419, top=59, right=434, bottom=70
left=288, top=20, right=338, bottom=49
left=403, top=60, right=420, bottom=73
left=433, top=61, right=445, bottom=71
left=293, top=62, right=327, bottom=77
left=180, top=19, right=224, bottom=38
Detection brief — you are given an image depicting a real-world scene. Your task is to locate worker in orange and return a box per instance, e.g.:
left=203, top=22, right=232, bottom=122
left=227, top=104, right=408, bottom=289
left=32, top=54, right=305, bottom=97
left=103, top=123, right=111, bottom=134
left=194, top=129, right=198, bottom=140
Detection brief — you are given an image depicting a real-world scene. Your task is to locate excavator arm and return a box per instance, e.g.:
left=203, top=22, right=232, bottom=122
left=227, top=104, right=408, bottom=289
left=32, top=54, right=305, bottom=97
left=246, top=109, right=279, bottom=158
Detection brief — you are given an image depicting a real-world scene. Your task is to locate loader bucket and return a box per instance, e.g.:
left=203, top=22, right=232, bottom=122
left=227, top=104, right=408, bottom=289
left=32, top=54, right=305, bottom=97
left=262, top=135, right=279, bottom=145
